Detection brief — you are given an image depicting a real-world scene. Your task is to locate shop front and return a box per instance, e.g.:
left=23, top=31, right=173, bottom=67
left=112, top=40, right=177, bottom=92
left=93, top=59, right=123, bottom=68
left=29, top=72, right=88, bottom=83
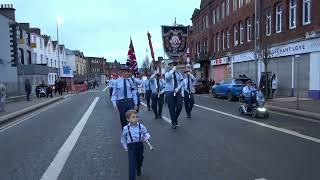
left=210, top=57, right=230, bottom=82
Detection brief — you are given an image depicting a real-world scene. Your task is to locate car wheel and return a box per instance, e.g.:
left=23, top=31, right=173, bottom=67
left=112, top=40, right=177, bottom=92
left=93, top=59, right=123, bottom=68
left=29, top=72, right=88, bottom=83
left=252, top=109, right=257, bottom=118
left=212, top=91, right=217, bottom=98
left=227, top=92, right=233, bottom=101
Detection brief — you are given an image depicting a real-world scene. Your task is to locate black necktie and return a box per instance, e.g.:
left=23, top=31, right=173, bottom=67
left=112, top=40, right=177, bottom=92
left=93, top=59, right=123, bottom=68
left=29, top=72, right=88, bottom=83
left=123, top=79, right=127, bottom=99
left=187, top=75, right=190, bottom=91
left=157, top=79, right=160, bottom=93
left=173, top=72, right=177, bottom=89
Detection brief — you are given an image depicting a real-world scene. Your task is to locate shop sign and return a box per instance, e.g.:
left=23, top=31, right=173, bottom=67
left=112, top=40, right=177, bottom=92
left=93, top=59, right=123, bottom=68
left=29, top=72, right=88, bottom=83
left=211, top=57, right=229, bottom=66
left=269, top=37, right=320, bottom=58
left=193, top=63, right=201, bottom=69
left=232, top=51, right=255, bottom=63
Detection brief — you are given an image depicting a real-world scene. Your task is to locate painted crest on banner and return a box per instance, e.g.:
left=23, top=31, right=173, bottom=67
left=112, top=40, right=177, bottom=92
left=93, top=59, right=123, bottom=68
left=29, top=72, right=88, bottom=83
left=162, top=25, right=188, bottom=59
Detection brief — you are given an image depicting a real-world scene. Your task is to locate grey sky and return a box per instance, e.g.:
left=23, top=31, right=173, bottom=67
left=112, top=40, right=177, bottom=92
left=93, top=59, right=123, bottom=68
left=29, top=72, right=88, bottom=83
left=3, top=0, right=199, bottom=66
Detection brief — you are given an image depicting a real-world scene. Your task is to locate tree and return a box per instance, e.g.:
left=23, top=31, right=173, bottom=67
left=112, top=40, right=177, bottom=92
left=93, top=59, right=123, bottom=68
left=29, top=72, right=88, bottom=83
left=142, top=56, right=151, bottom=76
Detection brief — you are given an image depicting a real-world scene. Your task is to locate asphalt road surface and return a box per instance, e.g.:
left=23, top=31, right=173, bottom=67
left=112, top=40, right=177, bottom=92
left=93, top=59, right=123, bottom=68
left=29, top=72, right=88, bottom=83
left=1, top=87, right=319, bottom=180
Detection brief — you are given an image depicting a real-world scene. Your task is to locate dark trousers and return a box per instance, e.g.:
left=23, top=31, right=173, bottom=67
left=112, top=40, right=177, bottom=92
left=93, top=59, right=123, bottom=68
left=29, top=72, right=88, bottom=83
left=109, top=88, right=113, bottom=99
left=145, top=90, right=152, bottom=109
left=116, top=100, right=134, bottom=128
left=166, top=92, right=183, bottom=125
left=184, top=91, right=194, bottom=116
left=244, top=97, right=255, bottom=111
left=26, top=91, right=31, bottom=101
left=128, top=142, right=144, bottom=180
left=151, top=93, right=164, bottom=117
left=136, top=92, right=141, bottom=113
left=58, top=88, right=63, bottom=96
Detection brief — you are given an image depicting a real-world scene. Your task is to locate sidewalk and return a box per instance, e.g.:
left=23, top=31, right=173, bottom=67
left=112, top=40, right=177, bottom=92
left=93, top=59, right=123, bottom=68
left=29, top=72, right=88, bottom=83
left=266, top=97, right=320, bottom=120
left=0, top=93, right=67, bottom=125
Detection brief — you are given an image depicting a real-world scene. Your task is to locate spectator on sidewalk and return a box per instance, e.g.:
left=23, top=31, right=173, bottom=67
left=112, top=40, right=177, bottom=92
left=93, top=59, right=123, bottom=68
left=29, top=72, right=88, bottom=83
left=0, top=81, right=6, bottom=112
left=25, top=79, right=32, bottom=101
left=54, top=80, right=58, bottom=95
left=58, top=80, right=63, bottom=96
left=272, top=74, right=278, bottom=99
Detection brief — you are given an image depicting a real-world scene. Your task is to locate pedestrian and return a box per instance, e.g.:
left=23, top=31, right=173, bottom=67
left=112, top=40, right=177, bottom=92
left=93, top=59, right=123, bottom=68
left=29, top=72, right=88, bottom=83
left=111, top=66, right=138, bottom=129
left=150, top=72, right=166, bottom=119
left=183, top=65, right=197, bottom=118
left=271, top=73, right=278, bottom=99
left=131, top=73, right=143, bottom=113
left=0, top=81, right=7, bottom=112
left=109, top=75, right=116, bottom=100
left=121, top=110, right=151, bottom=180
left=58, top=80, right=63, bottom=96
left=25, top=79, right=32, bottom=101
left=54, top=80, right=58, bottom=95
left=144, top=74, right=152, bottom=111
left=165, top=61, right=184, bottom=129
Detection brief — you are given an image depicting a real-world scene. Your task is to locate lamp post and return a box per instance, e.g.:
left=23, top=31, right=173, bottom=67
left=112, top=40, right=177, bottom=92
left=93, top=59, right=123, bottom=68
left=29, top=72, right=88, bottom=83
left=56, top=16, right=62, bottom=78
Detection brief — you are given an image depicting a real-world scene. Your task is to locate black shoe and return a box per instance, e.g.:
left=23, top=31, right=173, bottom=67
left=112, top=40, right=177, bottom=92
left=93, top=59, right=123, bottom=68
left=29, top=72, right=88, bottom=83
left=137, top=168, right=141, bottom=176
left=158, top=115, right=162, bottom=119
left=187, top=114, right=191, bottom=118
left=155, top=115, right=158, bottom=119
left=171, top=124, right=177, bottom=129
left=148, top=108, right=151, bottom=111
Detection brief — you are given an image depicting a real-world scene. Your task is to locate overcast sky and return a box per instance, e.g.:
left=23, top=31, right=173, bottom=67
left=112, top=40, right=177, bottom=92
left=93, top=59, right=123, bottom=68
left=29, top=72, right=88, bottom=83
left=3, top=0, right=199, bottom=66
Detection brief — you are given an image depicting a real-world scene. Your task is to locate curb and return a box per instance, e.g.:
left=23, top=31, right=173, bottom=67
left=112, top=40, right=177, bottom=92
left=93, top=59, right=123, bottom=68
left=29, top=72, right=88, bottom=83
left=0, top=96, right=65, bottom=126
left=266, top=105, right=320, bottom=120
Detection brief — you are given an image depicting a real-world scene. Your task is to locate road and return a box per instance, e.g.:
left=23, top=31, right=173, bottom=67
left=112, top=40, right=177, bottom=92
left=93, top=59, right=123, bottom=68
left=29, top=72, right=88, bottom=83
left=0, top=86, right=319, bottom=180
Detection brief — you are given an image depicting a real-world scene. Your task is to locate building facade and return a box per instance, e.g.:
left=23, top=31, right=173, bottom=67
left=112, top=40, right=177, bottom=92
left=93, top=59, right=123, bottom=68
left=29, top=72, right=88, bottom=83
left=0, top=5, right=19, bottom=95
left=86, top=56, right=107, bottom=84
left=190, top=0, right=320, bottom=99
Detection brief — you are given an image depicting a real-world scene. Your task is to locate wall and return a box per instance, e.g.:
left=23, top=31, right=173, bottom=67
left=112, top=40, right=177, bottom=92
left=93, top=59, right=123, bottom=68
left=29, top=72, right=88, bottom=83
left=0, top=15, right=18, bottom=83
left=233, top=60, right=256, bottom=81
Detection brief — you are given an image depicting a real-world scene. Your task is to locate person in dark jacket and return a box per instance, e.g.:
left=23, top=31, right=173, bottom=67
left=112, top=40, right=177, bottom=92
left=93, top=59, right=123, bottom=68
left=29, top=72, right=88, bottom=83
left=25, top=79, right=32, bottom=101
left=57, top=80, right=63, bottom=96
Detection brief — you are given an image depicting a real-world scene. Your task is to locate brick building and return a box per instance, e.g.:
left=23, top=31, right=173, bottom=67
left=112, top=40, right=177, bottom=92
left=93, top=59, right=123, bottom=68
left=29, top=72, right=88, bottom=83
left=105, top=60, right=121, bottom=78
left=86, top=57, right=107, bottom=84
left=190, top=0, right=320, bottom=99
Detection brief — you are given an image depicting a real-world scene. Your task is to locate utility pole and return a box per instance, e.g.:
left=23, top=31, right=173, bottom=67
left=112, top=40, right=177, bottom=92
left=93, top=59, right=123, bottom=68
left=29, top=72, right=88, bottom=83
left=254, top=0, right=261, bottom=84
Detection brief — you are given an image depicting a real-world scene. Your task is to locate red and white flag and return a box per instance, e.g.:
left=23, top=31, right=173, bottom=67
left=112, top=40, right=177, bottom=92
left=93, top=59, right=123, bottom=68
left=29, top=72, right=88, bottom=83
left=127, top=38, right=138, bottom=75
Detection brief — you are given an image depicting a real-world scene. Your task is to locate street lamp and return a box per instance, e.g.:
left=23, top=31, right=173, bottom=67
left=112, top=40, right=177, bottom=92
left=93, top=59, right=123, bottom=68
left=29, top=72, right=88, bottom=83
left=56, top=16, right=63, bottom=78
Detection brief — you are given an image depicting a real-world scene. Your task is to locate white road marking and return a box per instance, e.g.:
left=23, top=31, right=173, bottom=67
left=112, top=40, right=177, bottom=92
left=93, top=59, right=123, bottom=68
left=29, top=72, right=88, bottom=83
left=269, top=110, right=320, bottom=124
left=141, top=102, right=171, bottom=124
left=40, top=97, right=99, bottom=180
left=194, top=104, right=320, bottom=144
left=0, top=98, right=70, bottom=132
left=255, top=178, right=267, bottom=180
left=102, top=86, right=109, bottom=92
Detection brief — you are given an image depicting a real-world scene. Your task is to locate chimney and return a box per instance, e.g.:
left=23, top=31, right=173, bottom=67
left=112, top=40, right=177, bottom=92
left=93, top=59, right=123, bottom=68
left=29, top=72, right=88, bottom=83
left=30, top=28, right=41, bottom=35
left=0, top=4, right=16, bottom=21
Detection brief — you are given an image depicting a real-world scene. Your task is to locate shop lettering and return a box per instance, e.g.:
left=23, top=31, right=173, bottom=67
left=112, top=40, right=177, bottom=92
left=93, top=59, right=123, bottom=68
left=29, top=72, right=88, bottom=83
left=311, top=41, right=320, bottom=48
left=271, top=44, right=306, bottom=56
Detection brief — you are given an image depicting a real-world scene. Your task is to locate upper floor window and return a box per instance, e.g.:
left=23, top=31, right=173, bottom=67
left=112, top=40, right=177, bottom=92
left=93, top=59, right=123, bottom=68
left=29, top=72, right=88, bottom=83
left=276, top=4, right=282, bottom=33
left=226, top=0, right=230, bottom=16
left=246, top=0, right=251, bottom=3
left=266, top=9, right=272, bottom=36
left=222, top=31, right=225, bottom=50
left=289, top=0, right=297, bottom=29
left=33, top=36, right=36, bottom=43
left=247, top=19, right=252, bottom=42
left=240, top=21, right=244, bottom=44
left=217, top=33, right=220, bottom=51
left=233, top=0, right=238, bottom=11
left=205, top=15, right=209, bottom=29
left=221, top=2, right=225, bottom=19
left=212, top=9, right=216, bottom=25
left=303, top=0, right=311, bottom=25
left=216, top=6, right=220, bottom=22
left=239, top=0, right=244, bottom=8
left=226, top=29, right=230, bottom=48
left=234, top=24, right=238, bottom=46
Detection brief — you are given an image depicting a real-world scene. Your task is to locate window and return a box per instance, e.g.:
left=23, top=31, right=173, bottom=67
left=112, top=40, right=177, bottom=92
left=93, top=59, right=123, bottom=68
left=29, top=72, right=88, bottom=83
left=216, top=6, right=220, bottom=22
left=27, top=33, right=31, bottom=45
left=19, top=48, right=24, bottom=64
left=240, top=21, right=244, bottom=44
left=40, top=54, right=43, bottom=64
left=19, top=30, right=23, bottom=39
left=239, top=0, right=244, bottom=8
left=33, top=36, right=36, bottom=43
left=256, top=20, right=260, bottom=39
left=212, top=9, right=216, bottom=25
left=303, top=0, right=311, bottom=25
left=247, top=19, right=252, bottom=41
left=34, top=52, right=37, bottom=64
left=221, top=2, right=225, bottom=19
left=234, top=24, right=238, bottom=46
left=226, top=29, right=230, bottom=48
left=222, top=31, right=225, bottom=49
left=233, top=0, right=238, bottom=11
left=55, top=60, right=57, bottom=68
left=246, top=0, right=251, bottom=3
left=40, top=39, right=43, bottom=49
left=266, top=9, right=272, bottom=36
left=289, top=0, right=297, bottom=29
left=276, top=4, right=282, bottom=33
left=217, top=33, right=220, bottom=51
left=51, top=59, right=53, bottom=67
left=205, top=15, right=209, bottom=28
left=226, top=0, right=230, bottom=16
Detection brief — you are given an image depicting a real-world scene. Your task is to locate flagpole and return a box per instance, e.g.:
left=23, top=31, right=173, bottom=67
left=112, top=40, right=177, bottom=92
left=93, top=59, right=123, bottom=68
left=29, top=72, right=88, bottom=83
left=147, top=31, right=156, bottom=72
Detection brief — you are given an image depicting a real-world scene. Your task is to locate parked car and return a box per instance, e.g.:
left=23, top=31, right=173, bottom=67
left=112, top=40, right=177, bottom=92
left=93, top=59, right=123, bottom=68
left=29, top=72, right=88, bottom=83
left=194, top=80, right=211, bottom=94
left=211, top=78, right=251, bottom=101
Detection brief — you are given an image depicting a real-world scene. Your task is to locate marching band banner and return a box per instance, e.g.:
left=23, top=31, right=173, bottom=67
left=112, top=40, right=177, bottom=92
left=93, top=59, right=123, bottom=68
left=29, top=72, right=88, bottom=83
left=162, top=25, right=188, bottom=59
